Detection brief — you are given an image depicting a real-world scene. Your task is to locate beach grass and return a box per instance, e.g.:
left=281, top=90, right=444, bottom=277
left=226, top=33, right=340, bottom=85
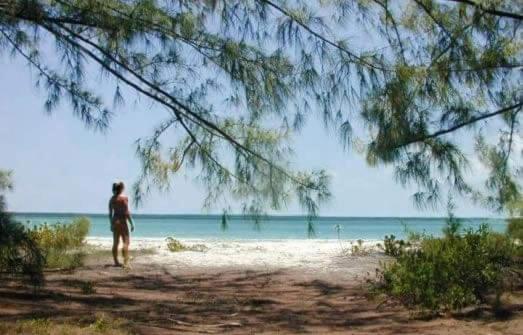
left=165, top=236, right=208, bottom=252
left=0, top=314, right=129, bottom=335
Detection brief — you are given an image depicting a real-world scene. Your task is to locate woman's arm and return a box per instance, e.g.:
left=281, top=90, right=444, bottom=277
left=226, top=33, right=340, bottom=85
left=125, top=197, right=135, bottom=232
left=128, top=216, right=135, bottom=232
left=108, top=198, right=114, bottom=232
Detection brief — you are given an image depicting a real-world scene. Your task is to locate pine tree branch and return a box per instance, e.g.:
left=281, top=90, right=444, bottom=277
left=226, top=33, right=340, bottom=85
left=412, top=0, right=452, bottom=37
left=256, top=0, right=390, bottom=72
left=501, top=111, right=517, bottom=179
left=10, top=0, right=281, bottom=96
left=0, top=27, right=109, bottom=130
left=175, top=116, right=255, bottom=189
left=394, top=101, right=523, bottom=149
left=445, top=0, right=523, bottom=21
left=448, top=63, right=523, bottom=72
left=371, top=0, right=407, bottom=62
left=41, top=21, right=316, bottom=191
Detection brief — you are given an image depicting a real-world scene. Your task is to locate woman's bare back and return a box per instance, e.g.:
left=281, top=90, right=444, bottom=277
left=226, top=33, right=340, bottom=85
left=110, top=195, right=129, bottom=221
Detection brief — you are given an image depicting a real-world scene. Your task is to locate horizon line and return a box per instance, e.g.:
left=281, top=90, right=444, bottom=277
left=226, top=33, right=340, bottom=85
left=10, top=211, right=506, bottom=220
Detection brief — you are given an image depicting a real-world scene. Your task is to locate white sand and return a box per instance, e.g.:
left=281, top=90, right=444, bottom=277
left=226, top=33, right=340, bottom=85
left=87, top=237, right=386, bottom=278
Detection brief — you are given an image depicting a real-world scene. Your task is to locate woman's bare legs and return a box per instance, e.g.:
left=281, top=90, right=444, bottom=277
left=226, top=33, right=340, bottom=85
left=122, top=233, right=130, bottom=267
left=112, top=230, right=121, bottom=266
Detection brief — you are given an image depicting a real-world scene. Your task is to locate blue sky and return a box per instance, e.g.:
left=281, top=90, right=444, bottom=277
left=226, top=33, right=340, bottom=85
left=0, top=52, right=495, bottom=217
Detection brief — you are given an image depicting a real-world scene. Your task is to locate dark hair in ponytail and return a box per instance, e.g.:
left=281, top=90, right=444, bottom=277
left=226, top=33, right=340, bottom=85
left=112, top=181, right=125, bottom=195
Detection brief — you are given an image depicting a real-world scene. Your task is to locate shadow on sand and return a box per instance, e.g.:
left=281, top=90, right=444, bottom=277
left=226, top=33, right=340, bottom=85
left=1, top=263, right=522, bottom=334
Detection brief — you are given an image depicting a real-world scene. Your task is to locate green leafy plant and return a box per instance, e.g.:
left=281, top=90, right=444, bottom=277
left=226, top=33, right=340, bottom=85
left=29, top=217, right=91, bottom=270
left=377, top=223, right=515, bottom=313
left=383, top=235, right=408, bottom=257
left=505, top=198, right=523, bottom=259
left=506, top=217, right=523, bottom=260
left=507, top=217, right=523, bottom=242
left=0, top=218, right=45, bottom=287
left=0, top=171, right=44, bottom=287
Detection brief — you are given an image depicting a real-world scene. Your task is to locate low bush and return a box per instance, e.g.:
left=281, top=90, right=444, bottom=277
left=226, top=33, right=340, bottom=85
left=0, top=205, right=44, bottom=287
left=383, top=235, right=408, bottom=257
left=0, top=171, right=44, bottom=287
left=506, top=217, right=523, bottom=262
left=507, top=217, right=523, bottom=242
left=29, top=217, right=91, bottom=270
left=1, top=172, right=89, bottom=287
left=377, top=223, right=514, bottom=313
left=166, top=237, right=208, bottom=252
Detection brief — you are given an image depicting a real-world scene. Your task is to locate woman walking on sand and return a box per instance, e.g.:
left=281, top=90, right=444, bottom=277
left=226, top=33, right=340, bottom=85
left=109, top=181, right=135, bottom=267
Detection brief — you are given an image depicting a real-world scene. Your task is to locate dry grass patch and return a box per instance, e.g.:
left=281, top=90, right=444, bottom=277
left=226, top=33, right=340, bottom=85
left=0, top=314, right=131, bottom=335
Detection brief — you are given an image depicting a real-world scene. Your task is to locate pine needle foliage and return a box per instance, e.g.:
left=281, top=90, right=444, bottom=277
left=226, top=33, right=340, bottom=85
left=0, top=1, right=521, bottom=217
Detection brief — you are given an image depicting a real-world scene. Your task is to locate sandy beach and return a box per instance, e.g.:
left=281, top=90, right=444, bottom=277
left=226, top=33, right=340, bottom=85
left=1, top=239, right=522, bottom=334
left=86, top=237, right=385, bottom=279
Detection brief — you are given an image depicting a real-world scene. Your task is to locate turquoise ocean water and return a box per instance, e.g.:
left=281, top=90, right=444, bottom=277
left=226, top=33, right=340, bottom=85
left=13, top=213, right=507, bottom=240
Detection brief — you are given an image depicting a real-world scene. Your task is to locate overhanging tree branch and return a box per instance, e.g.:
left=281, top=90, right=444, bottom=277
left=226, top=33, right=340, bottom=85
left=41, top=21, right=316, bottom=192
left=0, top=27, right=109, bottom=130
left=372, top=0, right=407, bottom=61
left=445, top=0, right=523, bottom=21
left=394, top=101, right=523, bottom=149
left=257, top=0, right=390, bottom=72
left=413, top=0, right=452, bottom=37
left=1, top=0, right=520, bottom=212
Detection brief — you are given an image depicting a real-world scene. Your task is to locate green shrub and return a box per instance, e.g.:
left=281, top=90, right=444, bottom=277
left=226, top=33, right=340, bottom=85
left=0, top=205, right=44, bottom=287
left=0, top=171, right=44, bottom=287
left=506, top=217, right=523, bottom=259
left=29, top=217, right=91, bottom=270
left=377, top=223, right=514, bottom=313
left=507, top=217, right=523, bottom=242
left=442, top=214, right=461, bottom=239
left=383, top=235, right=408, bottom=257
